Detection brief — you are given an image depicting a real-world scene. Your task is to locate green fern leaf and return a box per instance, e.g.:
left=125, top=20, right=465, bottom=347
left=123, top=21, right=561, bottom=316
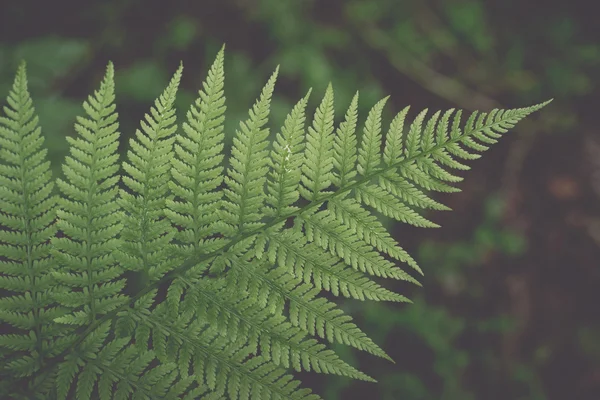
left=116, top=62, right=183, bottom=285
left=357, top=95, right=389, bottom=175
left=0, top=61, right=63, bottom=379
left=332, top=91, right=359, bottom=188
left=300, top=83, right=335, bottom=201
left=221, top=67, right=279, bottom=235
left=264, top=89, right=311, bottom=218
left=165, top=45, right=228, bottom=260
left=0, top=47, right=551, bottom=400
left=51, top=62, right=127, bottom=327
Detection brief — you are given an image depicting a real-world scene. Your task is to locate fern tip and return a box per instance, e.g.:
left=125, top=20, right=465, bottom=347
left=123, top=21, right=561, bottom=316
left=104, top=61, right=115, bottom=79
left=17, top=59, right=27, bottom=72
left=268, top=65, right=280, bottom=81
left=14, top=61, right=28, bottom=85
left=524, top=98, right=553, bottom=113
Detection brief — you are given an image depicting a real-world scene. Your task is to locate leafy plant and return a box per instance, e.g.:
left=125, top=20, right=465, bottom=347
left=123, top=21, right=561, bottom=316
left=0, top=46, right=549, bottom=399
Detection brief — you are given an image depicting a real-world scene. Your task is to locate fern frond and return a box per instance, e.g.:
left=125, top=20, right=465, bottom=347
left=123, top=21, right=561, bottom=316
left=117, top=289, right=321, bottom=400
left=116, top=63, right=183, bottom=285
left=332, top=91, right=359, bottom=188
left=264, top=89, right=311, bottom=218
left=264, top=226, right=415, bottom=298
left=221, top=67, right=279, bottom=236
left=326, top=195, right=423, bottom=276
left=53, top=320, right=200, bottom=400
left=226, top=252, right=393, bottom=362
left=357, top=95, right=389, bottom=176
left=300, top=83, right=336, bottom=202
left=51, top=61, right=127, bottom=327
left=0, top=48, right=551, bottom=400
left=165, top=45, right=228, bottom=261
left=175, top=266, right=376, bottom=383
left=167, top=77, right=548, bottom=397
left=0, top=62, right=64, bottom=379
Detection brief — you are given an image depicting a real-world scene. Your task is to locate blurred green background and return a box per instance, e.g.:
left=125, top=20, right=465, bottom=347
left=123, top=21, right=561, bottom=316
left=1, top=0, right=599, bottom=399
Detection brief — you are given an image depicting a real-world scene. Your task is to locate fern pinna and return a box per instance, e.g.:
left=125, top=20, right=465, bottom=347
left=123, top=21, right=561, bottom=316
left=0, top=47, right=550, bottom=399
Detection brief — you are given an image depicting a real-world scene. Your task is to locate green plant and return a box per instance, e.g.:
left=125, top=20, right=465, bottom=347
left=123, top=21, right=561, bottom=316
left=0, top=46, right=549, bottom=399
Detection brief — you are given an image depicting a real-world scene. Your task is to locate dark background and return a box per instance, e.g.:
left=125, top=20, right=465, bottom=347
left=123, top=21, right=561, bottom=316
left=1, top=0, right=599, bottom=399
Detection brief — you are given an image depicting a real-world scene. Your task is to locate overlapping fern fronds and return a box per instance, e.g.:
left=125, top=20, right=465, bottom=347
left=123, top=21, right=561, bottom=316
left=0, top=46, right=550, bottom=399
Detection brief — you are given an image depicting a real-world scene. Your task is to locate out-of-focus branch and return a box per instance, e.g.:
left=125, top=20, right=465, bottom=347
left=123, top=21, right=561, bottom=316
left=49, top=0, right=135, bottom=97
left=353, top=22, right=551, bottom=208
left=414, top=2, right=505, bottom=96
left=358, top=24, right=498, bottom=111
left=415, top=2, right=483, bottom=80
